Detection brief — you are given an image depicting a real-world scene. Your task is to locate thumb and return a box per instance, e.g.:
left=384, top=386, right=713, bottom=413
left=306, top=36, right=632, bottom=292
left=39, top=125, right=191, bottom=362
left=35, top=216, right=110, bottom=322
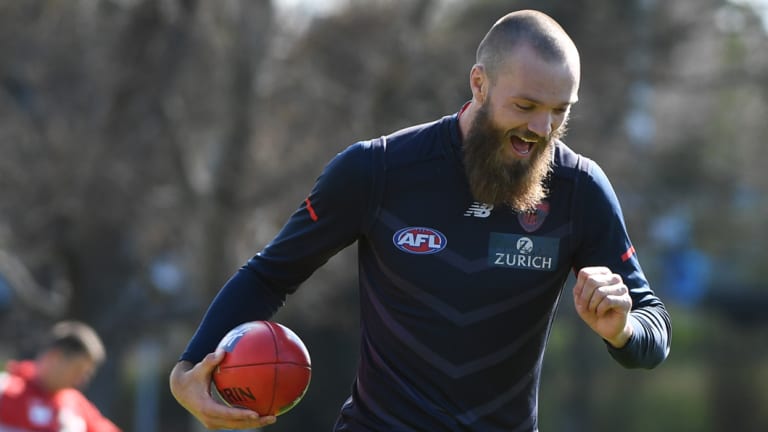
left=197, top=349, right=226, bottom=375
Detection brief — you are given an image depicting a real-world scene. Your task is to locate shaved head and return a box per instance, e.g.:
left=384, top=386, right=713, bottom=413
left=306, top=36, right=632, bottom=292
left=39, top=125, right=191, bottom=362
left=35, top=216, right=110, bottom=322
left=476, top=10, right=580, bottom=83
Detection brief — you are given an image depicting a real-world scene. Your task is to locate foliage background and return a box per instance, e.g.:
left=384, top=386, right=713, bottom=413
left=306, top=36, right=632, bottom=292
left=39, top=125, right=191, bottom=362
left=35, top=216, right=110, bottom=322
left=1, top=0, right=766, bottom=431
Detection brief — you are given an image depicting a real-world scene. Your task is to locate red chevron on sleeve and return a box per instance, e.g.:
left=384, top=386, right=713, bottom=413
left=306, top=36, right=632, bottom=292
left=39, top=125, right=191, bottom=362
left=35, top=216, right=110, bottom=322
left=621, top=245, right=636, bottom=262
left=304, top=198, right=318, bottom=222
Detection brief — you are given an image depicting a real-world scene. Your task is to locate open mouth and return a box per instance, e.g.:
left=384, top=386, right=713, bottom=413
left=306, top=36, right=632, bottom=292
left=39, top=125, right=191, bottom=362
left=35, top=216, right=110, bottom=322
left=510, top=135, right=536, bottom=157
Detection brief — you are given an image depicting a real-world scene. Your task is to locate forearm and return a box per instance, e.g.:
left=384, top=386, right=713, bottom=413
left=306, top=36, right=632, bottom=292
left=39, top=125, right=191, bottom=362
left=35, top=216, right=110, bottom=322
left=180, top=267, right=286, bottom=363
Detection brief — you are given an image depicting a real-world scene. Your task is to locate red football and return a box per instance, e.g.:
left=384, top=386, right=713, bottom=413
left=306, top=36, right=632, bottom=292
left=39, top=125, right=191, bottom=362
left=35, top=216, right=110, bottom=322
left=212, top=321, right=311, bottom=416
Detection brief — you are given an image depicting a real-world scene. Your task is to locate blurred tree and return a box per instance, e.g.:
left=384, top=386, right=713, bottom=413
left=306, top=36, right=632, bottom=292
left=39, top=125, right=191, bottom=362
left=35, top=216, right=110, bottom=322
left=0, top=0, right=276, bottom=429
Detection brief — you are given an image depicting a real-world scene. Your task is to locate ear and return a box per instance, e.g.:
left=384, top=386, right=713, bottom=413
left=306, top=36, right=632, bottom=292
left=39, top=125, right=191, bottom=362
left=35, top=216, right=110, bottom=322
left=470, top=64, right=488, bottom=104
left=41, top=349, right=63, bottom=363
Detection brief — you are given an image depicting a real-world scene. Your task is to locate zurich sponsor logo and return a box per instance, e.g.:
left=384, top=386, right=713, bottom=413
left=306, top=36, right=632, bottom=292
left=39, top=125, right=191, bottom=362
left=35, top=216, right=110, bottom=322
left=488, top=232, right=559, bottom=271
left=393, top=227, right=447, bottom=255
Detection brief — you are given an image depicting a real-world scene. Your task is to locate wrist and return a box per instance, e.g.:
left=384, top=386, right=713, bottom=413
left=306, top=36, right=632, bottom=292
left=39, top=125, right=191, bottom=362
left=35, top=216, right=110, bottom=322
left=605, top=323, right=633, bottom=349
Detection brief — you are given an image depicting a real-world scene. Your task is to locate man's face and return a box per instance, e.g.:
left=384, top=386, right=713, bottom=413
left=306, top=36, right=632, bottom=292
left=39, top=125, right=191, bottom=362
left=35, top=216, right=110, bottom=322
left=463, top=43, right=579, bottom=212
left=43, top=351, right=97, bottom=391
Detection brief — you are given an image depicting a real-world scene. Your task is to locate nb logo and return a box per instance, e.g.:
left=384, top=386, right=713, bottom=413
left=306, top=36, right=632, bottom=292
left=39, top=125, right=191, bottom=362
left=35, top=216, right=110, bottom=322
left=464, top=202, right=494, bottom=218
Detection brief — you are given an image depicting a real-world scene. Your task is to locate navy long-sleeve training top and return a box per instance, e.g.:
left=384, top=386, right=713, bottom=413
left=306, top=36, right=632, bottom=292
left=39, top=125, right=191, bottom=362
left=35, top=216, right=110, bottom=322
left=181, top=110, right=671, bottom=432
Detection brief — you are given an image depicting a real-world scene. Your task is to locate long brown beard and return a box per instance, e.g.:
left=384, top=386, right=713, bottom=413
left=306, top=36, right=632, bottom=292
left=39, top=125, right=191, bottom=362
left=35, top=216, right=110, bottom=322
left=462, top=102, right=565, bottom=212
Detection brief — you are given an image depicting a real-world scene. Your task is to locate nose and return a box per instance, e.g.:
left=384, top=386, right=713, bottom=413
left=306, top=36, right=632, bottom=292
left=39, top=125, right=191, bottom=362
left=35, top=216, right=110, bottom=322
left=527, top=112, right=552, bottom=138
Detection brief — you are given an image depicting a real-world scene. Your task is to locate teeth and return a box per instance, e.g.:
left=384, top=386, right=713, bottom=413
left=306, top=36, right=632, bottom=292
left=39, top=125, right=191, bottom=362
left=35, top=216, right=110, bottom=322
left=510, top=135, right=535, bottom=156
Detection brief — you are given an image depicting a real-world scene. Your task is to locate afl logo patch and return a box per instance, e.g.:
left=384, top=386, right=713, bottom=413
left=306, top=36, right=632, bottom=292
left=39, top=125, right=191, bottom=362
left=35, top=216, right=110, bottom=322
left=518, top=200, right=550, bottom=233
left=393, top=227, right=447, bottom=254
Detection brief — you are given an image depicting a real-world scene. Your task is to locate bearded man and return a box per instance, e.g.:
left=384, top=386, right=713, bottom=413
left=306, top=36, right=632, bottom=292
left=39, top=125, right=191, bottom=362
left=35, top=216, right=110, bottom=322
left=170, top=10, right=671, bottom=432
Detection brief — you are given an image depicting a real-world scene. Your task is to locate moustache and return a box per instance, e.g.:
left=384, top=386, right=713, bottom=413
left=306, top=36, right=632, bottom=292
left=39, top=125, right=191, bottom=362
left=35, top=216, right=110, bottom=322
left=509, top=130, right=547, bottom=144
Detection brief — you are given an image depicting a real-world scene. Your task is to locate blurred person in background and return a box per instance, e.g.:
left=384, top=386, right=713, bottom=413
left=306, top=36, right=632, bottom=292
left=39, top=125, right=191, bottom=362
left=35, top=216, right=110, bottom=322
left=170, top=9, right=671, bottom=431
left=0, top=320, right=122, bottom=432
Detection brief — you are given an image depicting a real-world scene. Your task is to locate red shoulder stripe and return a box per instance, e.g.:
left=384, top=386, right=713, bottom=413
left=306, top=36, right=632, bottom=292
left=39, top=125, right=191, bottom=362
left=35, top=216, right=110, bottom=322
left=621, top=245, right=636, bottom=262
left=304, top=198, right=318, bottom=222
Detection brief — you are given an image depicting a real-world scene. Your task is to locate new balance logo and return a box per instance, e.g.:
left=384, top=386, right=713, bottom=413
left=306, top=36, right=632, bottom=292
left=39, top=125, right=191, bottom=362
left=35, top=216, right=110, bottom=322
left=464, top=202, right=494, bottom=218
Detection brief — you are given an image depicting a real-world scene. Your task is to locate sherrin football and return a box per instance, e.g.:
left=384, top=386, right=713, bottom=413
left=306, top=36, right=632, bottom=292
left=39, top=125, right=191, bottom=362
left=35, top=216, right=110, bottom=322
left=212, top=321, right=311, bottom=416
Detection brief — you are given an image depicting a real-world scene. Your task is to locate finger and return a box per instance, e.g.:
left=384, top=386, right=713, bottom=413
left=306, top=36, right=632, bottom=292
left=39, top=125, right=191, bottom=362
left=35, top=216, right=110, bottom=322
left=198, top=401, right=274, bottom=429
left=586, top=287, right=605, bottom=313
left=576, top=266, right=612, bottom=283
left=582, top=273, right=622, bottom=302
left=587, top=282, right=626, bottom=313
left=573, top=266, right=612, bottom=297
left=214, top=417, right=276, bottom=430
left=200, top=413, right=277, bottom=430
left=587, top=275, right=627, bottom=312
left=202, top=400, right=258, bottom=420
left=595, top=293, right=632, bottom=317
left=576, top=273, right=619, bottom=308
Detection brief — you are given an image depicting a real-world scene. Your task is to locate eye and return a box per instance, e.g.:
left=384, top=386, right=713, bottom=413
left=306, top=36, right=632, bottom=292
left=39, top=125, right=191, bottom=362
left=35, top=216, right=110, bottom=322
left=553, top=106, right=570, bottom=115
left=514, top=103, right=534, bottom=111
